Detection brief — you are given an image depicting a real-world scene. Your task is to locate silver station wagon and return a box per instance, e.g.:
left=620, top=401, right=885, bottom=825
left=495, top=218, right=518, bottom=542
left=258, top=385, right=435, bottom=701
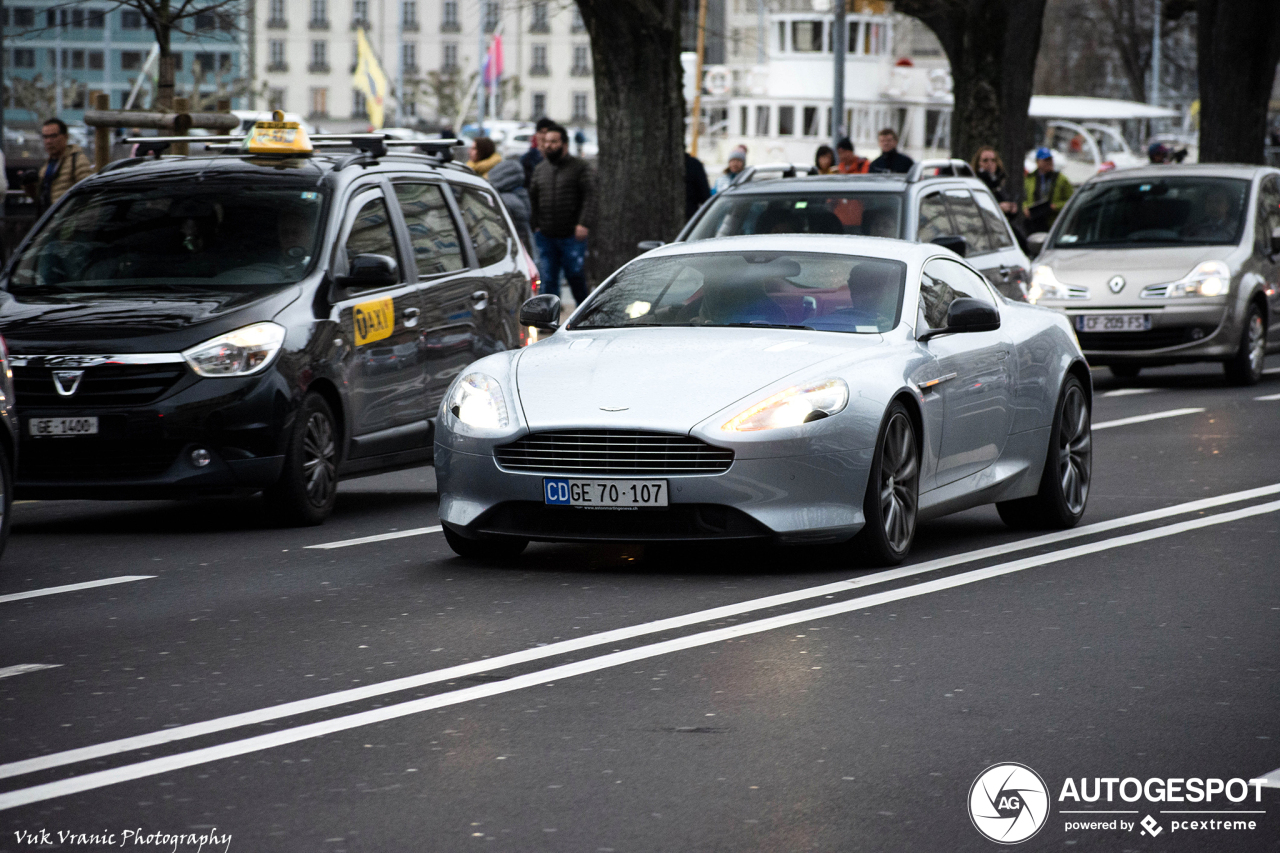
left=1027, top=164, right=1280, bottom=384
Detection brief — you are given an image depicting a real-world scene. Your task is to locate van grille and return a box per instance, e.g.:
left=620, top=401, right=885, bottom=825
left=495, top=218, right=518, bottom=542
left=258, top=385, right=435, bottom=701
left=14, top=363, right=187, bottom=408
left=494, top=430, right=734, bottom=475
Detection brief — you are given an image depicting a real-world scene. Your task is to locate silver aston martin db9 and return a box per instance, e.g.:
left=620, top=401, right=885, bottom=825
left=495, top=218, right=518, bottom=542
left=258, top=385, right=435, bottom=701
left=435, top=235, right=1092, bottom=565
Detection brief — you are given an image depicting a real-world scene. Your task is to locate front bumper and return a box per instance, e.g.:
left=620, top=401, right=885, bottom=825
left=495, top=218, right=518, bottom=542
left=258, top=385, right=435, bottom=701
left=14, top=367, right=291, bottom=499
left=1047, top=302, right=1236, bottom=363
left=435, top=443, right=873, bottom=545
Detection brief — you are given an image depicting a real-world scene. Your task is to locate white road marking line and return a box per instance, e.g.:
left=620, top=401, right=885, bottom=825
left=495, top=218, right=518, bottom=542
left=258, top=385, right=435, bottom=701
left=3, top=481, right=1278, bottom=783
left=1264, top=367, right=1280, bottom=375
left=305, top=526, right=443, bottom=550
left=1254, top=393, right=1280, bottom=401
left=1101, top=388, right=1158, bottom=397
left=0, top=576, right=155, bottom=605
left=2, top=498, right=1277, bottom=811
left=1092, top=408, right=1205, bottom=430
left=1253, top=767, right=1280, bottom=790
left=0, top=664, right=61, bottom=680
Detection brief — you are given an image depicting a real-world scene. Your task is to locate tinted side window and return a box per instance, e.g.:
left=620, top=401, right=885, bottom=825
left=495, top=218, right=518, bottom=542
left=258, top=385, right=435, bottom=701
left=393, top=183, right=465, bottom=276
left=1256, top=176, right=1280, bottom=252
left=944, top=190, right=993, bottom=254
left=455, top=186, right=512, bottom=267
left=919, top=257, right=996, bottom=329
left=344, top=195, right=399, bottom=291
left=916, top=192, right=953, bottom=243
left=971, top=189, right=1016, bottom=249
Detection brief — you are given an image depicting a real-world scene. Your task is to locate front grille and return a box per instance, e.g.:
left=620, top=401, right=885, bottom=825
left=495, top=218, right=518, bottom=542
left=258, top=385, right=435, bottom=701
left=19, top=441, right=177, bottom=481
left=1077, top=326, right=1215, bottom=352
left=14, top=363, right=187, bottom=408
left=494, top=430, right=734, bottom=475
left=474, top=502, right=769, bottom=541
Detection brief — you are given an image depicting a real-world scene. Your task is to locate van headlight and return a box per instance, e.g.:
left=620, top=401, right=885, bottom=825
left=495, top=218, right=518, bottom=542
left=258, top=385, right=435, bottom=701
left=447, top=373, right=509, bottom=429
left=1166, top=261, right=1230, bottom=297
left=183, top=322, right=286, bottom=377
left=722, top=379, right=848, bottom=432
left=1028, top=265, right=1070, bottom=303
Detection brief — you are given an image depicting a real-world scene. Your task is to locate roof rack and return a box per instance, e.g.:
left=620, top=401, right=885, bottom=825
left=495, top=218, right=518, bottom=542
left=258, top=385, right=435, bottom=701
left=907, top=159, right=977, bottom=181
left=736, top=162, right=817, bottom=184
left=121, top=133, right=463, bottom=164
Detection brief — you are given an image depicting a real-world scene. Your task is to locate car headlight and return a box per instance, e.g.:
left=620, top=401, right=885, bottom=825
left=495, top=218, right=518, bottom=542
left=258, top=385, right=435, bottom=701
left=1166, top=261, right=1230, bottom=297
left=182, top=322, right=286, bottom=377
left=447, top=373, right=509, bottom=429
left=722, top=379, right=848, bottom=432
left=1028, top=265, right=1072, bottom=303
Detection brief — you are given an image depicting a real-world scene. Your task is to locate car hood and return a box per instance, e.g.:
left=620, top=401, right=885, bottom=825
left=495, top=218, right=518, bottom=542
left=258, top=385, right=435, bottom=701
left=1045, top=245, right=1231, bottom=290
left=514, top=326, right=878, bottom=432
left=0, top=285, right=302, bottom=350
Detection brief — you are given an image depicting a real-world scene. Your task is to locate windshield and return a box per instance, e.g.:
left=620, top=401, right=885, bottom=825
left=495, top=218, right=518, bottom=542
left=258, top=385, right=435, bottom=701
left=9, top=179, right=329, bottom=290
left=571, top=251, right=906, bottom=334
left=686, top=192, right=904, bottom=241
left=1052, top=177, right=1249, bottom=249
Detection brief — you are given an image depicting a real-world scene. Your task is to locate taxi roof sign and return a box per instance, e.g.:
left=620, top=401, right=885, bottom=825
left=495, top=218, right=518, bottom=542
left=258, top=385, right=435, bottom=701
left=244, top=110, right=313, bottom=155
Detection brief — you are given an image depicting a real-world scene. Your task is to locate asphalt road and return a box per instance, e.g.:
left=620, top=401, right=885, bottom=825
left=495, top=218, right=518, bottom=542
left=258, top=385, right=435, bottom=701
left=1, top=361, right=1278, bottom=853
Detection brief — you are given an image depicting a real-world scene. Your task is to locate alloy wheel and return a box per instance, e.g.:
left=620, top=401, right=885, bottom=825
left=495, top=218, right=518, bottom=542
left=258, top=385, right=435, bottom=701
left=1057, top=384, right=1091, bottom=516
left=302, top=412, right=337, bottom=505
left=878, top=412, right=919, bottom=553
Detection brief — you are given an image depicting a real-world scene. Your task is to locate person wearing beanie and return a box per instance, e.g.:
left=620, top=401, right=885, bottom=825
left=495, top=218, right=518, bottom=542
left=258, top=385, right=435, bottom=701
left=713, top=147, right=747, bottom=194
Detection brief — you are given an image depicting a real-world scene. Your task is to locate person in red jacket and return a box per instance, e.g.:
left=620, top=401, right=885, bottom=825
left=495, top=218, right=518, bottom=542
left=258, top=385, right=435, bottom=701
left=835, top=137, right=870, bottom=174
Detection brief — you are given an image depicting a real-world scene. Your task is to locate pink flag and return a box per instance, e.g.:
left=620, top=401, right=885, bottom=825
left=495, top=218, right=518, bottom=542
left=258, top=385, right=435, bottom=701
left=484, top=34, right=504, bottom=88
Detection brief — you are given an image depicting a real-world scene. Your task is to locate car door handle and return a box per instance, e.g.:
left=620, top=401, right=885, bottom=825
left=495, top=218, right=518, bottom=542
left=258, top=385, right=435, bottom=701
left=471, top=290, right=490, bottom=310
left=402, top=307, right=420, bottom=328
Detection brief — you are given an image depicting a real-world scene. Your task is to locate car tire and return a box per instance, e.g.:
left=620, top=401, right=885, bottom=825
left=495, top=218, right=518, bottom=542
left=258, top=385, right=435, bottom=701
left=1223, top=303, right=1266, bottom=386
left=442, top=526, right=528, bottom=559
left=1109, top=365, right=1141, bottom=379
left=853, top=402, right=919, bottom=566
left=997, top=375, right=1091, bottom=530
left=263, top=393, right=340, bottom=527
left=0, top=445, right=12, bottom=561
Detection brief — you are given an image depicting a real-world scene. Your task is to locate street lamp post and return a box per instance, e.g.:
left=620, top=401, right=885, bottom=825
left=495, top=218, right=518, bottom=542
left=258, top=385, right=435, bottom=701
left=832, top=0, right=845, bottom=148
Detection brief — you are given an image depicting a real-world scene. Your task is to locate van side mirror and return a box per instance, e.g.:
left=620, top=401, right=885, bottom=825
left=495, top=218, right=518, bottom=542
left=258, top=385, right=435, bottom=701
left=519, top=293, right=561, bottom=331
left=918, top=297, right=1001, bottom=342
left=930, top=234, right=968, bottom=258
left=1027, top=232, right=1049, bottom=257
left=336, top=254, right=398, bottom=289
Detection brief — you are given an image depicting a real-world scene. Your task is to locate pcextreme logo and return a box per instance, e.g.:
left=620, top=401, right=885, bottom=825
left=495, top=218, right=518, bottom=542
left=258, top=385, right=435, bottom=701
left=969, top=763, right=1051, bottom=844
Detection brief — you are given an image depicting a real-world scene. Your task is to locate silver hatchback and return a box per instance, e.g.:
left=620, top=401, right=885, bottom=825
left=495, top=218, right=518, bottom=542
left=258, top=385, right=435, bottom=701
left=1028, top=164, right=1280, bottom=384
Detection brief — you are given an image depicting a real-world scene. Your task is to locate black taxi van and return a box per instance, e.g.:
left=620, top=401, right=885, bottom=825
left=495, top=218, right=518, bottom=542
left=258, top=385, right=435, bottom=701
left=0, top=121, right=535, bottom=524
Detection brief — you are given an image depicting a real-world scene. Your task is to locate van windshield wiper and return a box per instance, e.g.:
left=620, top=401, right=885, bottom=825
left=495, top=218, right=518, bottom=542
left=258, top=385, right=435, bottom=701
left=717, top=322, right=815, bottom=331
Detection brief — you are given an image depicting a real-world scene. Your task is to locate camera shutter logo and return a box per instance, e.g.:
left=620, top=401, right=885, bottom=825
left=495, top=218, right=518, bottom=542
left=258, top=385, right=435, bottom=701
left=52, top=370, right=85, bottom=397
left=1108, top=275, right=1126, bottom=293
left=968, top=763, right=1050, bottom=844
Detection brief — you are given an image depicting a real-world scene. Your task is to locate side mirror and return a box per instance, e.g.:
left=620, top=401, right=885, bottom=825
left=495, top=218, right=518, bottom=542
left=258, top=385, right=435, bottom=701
left=918, top=297, right=1000, bottom=342
left=931, top=234, right=968, bottom=258
left=519, top=293, right=561, bottom=331
left=1026, top=232, right=1049, bottom=257
left=637, top=240, right=665, bottom=253
left=337, top=253, right=398, bottom=289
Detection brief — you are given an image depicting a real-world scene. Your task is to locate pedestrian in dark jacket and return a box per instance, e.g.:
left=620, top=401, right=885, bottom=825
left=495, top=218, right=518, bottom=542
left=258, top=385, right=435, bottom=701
left=869, top=127, right=914, bottom=174
left=487, top=158, right=535, bottom=255
left=970, top=145, right=1028, bottom=250
left=521, top=117, right=556, bottom=188
left=529, top=124, right=596, bottom=304
left=685, top=152, right=710, bottom=221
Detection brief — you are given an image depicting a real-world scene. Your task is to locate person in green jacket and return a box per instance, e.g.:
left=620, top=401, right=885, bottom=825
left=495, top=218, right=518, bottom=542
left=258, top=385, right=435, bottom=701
left=1024, top=147, right=1074, bottom=234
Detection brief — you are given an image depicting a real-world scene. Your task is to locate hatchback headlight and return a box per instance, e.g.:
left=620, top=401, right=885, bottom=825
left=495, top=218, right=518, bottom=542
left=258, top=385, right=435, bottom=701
left=1166, top=261, right=1230, bottom=298
left=722, top=379, right=848, bottom=432
left=1028, top=265, right=1070, bottom=303
left=447, top=373, right=509, bottom=429
left=183, top=322, right=286, bottom=377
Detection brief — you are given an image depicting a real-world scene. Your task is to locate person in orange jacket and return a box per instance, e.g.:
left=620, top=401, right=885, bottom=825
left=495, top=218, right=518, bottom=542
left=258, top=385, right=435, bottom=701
left=835, top=137, right=870, bottom=174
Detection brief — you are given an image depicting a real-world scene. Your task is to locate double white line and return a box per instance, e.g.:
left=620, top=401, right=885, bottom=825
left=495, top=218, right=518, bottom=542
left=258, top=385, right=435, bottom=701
left=3, top=483, right=1279, bottom=811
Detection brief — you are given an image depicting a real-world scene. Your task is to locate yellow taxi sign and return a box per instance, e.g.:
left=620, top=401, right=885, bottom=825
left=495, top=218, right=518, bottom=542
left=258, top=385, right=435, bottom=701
left=352, top=297, right=395, bottom=346
left=244, top=114, right=313, bottom=155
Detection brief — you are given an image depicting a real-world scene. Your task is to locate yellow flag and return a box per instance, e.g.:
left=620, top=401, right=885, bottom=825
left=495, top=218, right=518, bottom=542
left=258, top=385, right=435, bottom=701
left=352, top=28, right=390, bottom=129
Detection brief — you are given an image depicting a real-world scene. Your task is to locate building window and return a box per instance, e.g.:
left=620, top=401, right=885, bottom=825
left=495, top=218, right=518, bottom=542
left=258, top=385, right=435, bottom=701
left=194, top=52, right=214, bottom=73
left=441, top=0, right=458, bottom=32
left=88, top=50, right=104, bottom=70
left=269, top=87, right=286, bottom=110
left=803, top=105, right=819, bottom=136
left=571, top=7, right=585, bottom=33
left=71, top=8, right=84, bottom=27
left=442, top=43, right=458, bottom=70
left=402, top=0, right=417, bottom=30
left=755, top=105, right=769, bottom=136
left=13, top=48, right=35, bottom=68
left=352, top=0, right=369, bottom=29
left=530, top=44, right=548, bottom=76
left=401, top=42, right=417, bottom=74
left=571, top=44, right=590, bottom=76
left=172, top=51, right=183, bottom=71
left=267, top=0, right=287, bottom=27
left=310, top=40, right=329, bottom=72
left=572, top=92, right=589, bottom=122
left=530, top=2, right=548, bottom=33
left=791, top=20, right=823, bottom=53
left=352, top=88, right=367, bottom=118
left=13, top=8, right=35, bottom=27
left=88, top=9, right=105, bottom=28
left=310, top=87, right=329, bottom=118
left=532, top=91, right=547, bottom=119
left=483, top=1, right=499, bottom=33
left=195, top=11, right=215, bottom=30
left=269, top=39, right=287, bottom=71
left=69, top=49, right=85, bottom=69
left=310, top=0, right=328, bottom=29
left=121, top=10, right=142, bottom=29
left=777, top=105, right=795, bottom=136
left=121, top=51, right=143, bottom=71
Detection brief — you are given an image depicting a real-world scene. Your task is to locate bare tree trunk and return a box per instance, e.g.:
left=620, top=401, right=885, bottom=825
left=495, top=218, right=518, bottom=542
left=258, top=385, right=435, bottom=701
left=896, top=0, right=1048, bottom=203
left=146, top=1, right=175, bottom=110
left=1197, top=0, right=1280, bottom=164
left=576, top=0, right=685, bottom=284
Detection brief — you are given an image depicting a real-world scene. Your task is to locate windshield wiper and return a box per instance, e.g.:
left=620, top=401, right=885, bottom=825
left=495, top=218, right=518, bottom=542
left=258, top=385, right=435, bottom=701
left=718, top=322, right=816, bottom=331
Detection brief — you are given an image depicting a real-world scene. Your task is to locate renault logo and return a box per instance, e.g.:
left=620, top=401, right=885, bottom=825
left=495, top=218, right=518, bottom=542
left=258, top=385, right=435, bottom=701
left=1108, top=275, right=1126, bottom=294
left=52, top=370, right=85, bottom=397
